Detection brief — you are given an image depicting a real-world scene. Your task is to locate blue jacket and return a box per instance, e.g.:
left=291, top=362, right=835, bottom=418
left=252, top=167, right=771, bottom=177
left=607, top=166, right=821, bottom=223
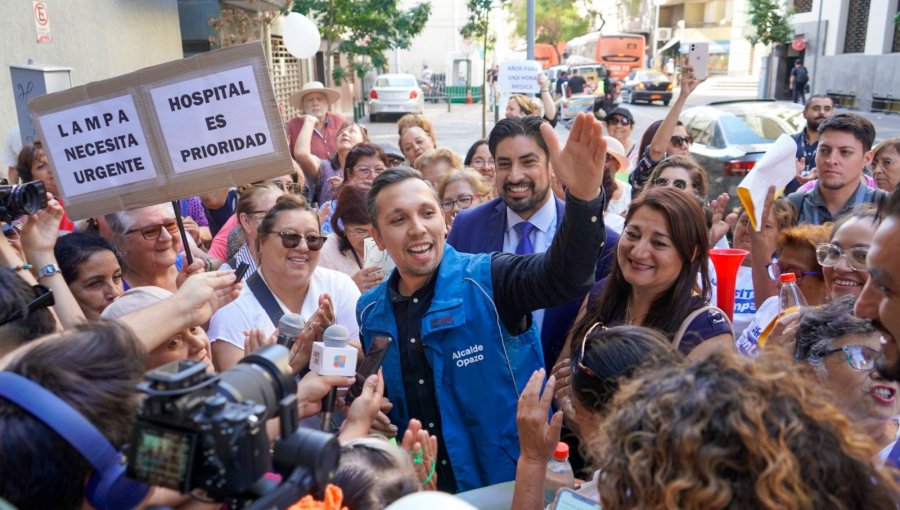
left=447, top=196, right=619, bottom=366
left=357, top=246, right=543, bottom=492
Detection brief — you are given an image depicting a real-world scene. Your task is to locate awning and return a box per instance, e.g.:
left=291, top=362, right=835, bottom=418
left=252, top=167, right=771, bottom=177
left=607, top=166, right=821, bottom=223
left=655, top=38, right=680, bottom=56
left=677, top=40, right=730, bottom=54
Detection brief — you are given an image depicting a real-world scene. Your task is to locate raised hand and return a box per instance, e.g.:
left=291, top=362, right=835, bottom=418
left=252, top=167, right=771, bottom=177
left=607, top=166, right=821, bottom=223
left=541, top=112, right=606, bottom=202
left=679, top=64, right=706, bottom=96
left=20, top=193, right=62, bottom=256
left=517, top=369, right=564, bottom=464
left=709, top=193, right=738, bottom=247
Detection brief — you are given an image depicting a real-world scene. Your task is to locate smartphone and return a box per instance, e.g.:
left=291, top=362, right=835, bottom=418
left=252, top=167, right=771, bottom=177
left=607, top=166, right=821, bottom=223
left=234, top=261, right=250, bottom=281
left=345, top=335, right=393, bottom=404
left=687, top=42, right=709, bottom=81
left=551, top=488, right=599, bottom=510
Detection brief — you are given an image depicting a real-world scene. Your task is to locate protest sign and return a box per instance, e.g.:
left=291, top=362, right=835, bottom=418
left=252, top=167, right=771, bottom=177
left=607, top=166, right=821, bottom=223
left=498, top=60, right=542, bottom=95
left=28, top=42, right=291, bottom=220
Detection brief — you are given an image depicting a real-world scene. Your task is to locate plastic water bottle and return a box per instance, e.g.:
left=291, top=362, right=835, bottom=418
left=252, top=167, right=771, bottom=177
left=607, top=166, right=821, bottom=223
left=544, top=442, right=575, bottom=506
left=778, top=272, right=808, bottom=315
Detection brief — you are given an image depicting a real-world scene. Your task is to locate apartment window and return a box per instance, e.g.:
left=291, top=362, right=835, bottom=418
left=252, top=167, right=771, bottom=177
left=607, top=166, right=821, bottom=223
left=794, top=0, right=812, bottom=13
left=271, top=35, right=305, bottom=120
left=843, top=0, right=870, bottom=53
left=893, top=0, right=900, bottom=52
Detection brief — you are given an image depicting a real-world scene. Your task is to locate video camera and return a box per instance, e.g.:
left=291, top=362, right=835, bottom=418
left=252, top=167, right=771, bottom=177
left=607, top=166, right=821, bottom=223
left=127, top=345, right=341, bottom=510
left=0, top=180, right=48, bottom=223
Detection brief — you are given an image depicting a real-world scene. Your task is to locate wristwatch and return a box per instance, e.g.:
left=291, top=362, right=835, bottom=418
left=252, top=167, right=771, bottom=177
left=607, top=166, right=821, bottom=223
left=37, top=263, right=61, bottom=280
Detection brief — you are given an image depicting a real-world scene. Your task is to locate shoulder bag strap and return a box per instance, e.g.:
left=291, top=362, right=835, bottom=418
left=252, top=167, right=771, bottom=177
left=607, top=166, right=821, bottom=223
left=246, top=271, right=284, bottom=326
left=672, top=304, right=734, bottom=350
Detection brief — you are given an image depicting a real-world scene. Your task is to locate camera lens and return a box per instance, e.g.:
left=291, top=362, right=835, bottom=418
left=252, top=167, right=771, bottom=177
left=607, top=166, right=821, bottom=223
left=216, top=344, right=296, bottom=418
left=0, top=181, right=47, bottom=223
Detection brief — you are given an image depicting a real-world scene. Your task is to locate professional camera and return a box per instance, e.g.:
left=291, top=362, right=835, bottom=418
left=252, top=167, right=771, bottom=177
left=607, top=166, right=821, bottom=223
left=0, top=180, right=48, bottom=223
left=128, top=345, right=341, bottom=509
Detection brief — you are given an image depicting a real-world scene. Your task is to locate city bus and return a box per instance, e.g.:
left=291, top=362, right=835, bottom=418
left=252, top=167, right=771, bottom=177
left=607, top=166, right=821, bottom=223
left=566, top=32, right=645, bottom=81
left=534, top=42, right=565, bottom=69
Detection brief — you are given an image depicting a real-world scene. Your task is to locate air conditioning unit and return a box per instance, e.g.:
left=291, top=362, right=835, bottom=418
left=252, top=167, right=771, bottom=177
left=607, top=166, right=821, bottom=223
left=656, top=28, right=672, bottom=41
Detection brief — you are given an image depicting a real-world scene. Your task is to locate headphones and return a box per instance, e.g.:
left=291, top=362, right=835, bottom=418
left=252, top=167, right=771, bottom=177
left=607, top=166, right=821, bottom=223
left=0, top=372, right=150, bottom=510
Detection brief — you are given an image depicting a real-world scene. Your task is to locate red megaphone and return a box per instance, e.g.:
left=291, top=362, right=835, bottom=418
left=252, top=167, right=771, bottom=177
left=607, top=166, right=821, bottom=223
left=709, top=248, right=749, bottom=321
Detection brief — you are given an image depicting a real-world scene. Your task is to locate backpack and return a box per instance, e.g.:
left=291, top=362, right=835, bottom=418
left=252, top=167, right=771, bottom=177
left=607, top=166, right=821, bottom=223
left=795, top=66, right=808, bottom=84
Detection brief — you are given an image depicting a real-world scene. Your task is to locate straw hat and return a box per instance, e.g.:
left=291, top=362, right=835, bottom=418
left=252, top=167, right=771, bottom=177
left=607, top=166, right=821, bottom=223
left=603, top=136, right=630, bottom=172
left=289, top=81, right=341, bottom=110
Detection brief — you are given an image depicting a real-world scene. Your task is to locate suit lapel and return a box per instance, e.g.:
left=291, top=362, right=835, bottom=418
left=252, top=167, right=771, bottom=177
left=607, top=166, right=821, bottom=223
left=487, top=200, right=506, bottom=252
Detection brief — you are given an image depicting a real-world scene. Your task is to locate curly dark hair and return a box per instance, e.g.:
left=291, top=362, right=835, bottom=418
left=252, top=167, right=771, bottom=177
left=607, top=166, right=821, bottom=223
left=592, top=351, right=898, bottom=510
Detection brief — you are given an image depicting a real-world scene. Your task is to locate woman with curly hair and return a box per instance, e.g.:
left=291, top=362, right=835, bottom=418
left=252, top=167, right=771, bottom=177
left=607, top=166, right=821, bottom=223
left=593, top=352, right=899, bottom=510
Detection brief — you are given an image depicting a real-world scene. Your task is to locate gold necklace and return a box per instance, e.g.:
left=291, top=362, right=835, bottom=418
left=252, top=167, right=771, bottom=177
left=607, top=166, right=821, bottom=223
left=625, top=300, right=649, bottom=325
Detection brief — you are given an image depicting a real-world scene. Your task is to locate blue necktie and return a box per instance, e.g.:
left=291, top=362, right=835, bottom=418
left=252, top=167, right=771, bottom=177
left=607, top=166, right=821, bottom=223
left=515, top=222, right=535, bottom=255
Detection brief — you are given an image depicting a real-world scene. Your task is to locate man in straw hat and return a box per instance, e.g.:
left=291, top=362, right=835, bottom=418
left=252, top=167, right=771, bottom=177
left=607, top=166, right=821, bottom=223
left=287, top=81, right=347, bottom=162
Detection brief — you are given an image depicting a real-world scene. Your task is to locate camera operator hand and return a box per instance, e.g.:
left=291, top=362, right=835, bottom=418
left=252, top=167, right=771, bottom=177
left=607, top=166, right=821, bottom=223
left=296, top=370, right=356, bottom=419
left=338, top=372, right=384, bottom=442
left=20, top=194, right=85, bottom=328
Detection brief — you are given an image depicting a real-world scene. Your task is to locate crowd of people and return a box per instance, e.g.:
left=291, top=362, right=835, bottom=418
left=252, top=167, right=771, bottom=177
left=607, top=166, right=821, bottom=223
left=3, top=62, right=900, bottom=510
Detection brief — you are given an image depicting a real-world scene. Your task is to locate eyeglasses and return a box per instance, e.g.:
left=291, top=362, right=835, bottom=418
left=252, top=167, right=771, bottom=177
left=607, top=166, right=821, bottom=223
left=816, top=243, right=868, bottom=272
left=824, top=344, right=879, bottom=371
left=766, top=259, right=823, bottom=282
left=653, top=177, right=688, bottom=190
left=574, top=322, right=607, bottom=379
left=344, top=227, right=371, bottom=239
left=607, top=116, right=632, bottom=126
left=386, top=156, right=405, bottom=168
left=670, top=136, right=692, bottom=148
left=266, top=231, right=326, bottom=251
left=470, top=157, right=495, bottom=169
left=125, top=218, right=179, bottom=241
left=272, top=181, right=302, bottom=195
left=0, top=284, right=54, bottom=327
left=353, top=166, right=387, bottom=177
left=440, top=194, right=482, bottom=212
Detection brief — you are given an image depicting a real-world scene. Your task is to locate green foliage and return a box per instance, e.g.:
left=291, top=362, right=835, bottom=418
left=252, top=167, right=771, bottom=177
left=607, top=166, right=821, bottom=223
left=510, top=0, right=592, bottom=58
left=291, top=0, right=431, bottom=86
left=746, top=0, right=794, bottom=46
left=460, top=0, right=507, bottom=50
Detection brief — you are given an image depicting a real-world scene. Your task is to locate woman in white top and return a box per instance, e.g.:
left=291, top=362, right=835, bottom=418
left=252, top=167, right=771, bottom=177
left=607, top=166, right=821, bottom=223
left=209, top=195, right=360, bottom=372
left=221, top=182, right=285, bottom=279
left=318, top=184, right=384, bottom=292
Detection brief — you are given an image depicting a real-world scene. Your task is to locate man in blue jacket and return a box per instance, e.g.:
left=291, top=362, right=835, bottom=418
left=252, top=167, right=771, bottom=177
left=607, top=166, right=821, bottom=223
left=358, top=113, right=607, bottom=492
left=447, top=116, right=618, bottom=368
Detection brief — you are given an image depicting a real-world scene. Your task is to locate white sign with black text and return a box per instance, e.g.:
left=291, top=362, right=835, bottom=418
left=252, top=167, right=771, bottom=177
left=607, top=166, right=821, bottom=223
left=498, top=60, right=542, bottom=95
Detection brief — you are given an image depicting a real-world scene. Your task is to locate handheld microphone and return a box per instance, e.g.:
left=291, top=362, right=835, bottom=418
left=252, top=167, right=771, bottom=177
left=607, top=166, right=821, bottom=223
left=311, top=324, right=358, bottom=432
left=276, top=313, right=304, bottom=350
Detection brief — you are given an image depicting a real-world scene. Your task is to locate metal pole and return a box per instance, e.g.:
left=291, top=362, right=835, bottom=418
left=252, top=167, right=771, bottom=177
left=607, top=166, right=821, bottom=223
left=526, top=0, right=535, bottom=60
left=811, top=0, right=824, bottom=93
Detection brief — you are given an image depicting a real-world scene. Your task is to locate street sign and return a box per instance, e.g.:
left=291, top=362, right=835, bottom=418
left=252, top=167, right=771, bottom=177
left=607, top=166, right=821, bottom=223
left=33, top=1, right=51, bottom=44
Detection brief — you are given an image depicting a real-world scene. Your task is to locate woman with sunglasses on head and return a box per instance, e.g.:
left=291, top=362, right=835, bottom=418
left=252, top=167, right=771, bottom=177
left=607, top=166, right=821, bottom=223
left=295, top=119, right=368, bottom=204
left=629, top=65, right=703, bottom=198
left=319, top=184, right=384, bottom=292
left=514, top=325, right=684, bottom=510
left=218, top=182, right=285, bottom=281
left=464, top=140, right=496, bottom=194
left=436, top=167, right=491, bottom=231
left=794, top=296, right=900, bottom=463
left=735, top=223, right=831, bottom=356
left=320, top=143, right=388, bottom=235
left=644, top=155, right=709, bottom=201
left=208, top=194, right=360, bottom=372
left=561, top=187, right=733, bottom=366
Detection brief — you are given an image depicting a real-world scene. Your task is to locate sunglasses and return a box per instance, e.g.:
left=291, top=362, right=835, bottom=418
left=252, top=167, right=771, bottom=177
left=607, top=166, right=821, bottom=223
left=574, top=322, right=607, bottom=379
left=670, top=136, right=692, bottom=148
left=816, top=243, right=868, bottom=272
left=125, top=218, right=179, bottom=241
left=0, top=284, right=54, bottom=327
left=766, top=258, right=823, bottom=282
left=267, top=231, right=326, bottom=251
left=440, top=194, right=483, bottom=212
left=607, top=117, right=632, bottom=126
left=653, top=177, right=688, bottom=190
left=824, top=344, right=879, bottom=371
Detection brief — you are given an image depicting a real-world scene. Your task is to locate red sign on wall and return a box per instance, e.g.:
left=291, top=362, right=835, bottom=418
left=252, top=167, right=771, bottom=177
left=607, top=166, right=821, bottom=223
left=34, top=1, right=51, bottom=44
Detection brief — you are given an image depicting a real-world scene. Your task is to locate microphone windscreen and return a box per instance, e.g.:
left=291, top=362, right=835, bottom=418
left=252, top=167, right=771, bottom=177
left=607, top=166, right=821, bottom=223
left=322, top=324, right=349, bottom=347
left=277, top=313, right=304, bottom=338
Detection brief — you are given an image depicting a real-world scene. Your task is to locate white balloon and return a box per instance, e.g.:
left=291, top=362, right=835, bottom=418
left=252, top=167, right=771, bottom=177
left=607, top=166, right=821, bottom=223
left=283, top=12, right=321, bottom=60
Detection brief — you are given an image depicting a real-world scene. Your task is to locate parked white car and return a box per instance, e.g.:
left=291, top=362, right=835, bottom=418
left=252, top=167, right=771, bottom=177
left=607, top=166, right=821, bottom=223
left=369, top=73, right=424, bottom=122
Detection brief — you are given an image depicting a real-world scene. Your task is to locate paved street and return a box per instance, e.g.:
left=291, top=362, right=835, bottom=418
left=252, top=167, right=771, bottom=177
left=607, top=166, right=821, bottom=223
left=351, top=76, right=900, bottom=156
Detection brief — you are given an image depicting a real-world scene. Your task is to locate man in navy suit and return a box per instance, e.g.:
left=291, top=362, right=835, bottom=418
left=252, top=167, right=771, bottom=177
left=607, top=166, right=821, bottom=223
left=448, top=116, right=618, bottom=367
